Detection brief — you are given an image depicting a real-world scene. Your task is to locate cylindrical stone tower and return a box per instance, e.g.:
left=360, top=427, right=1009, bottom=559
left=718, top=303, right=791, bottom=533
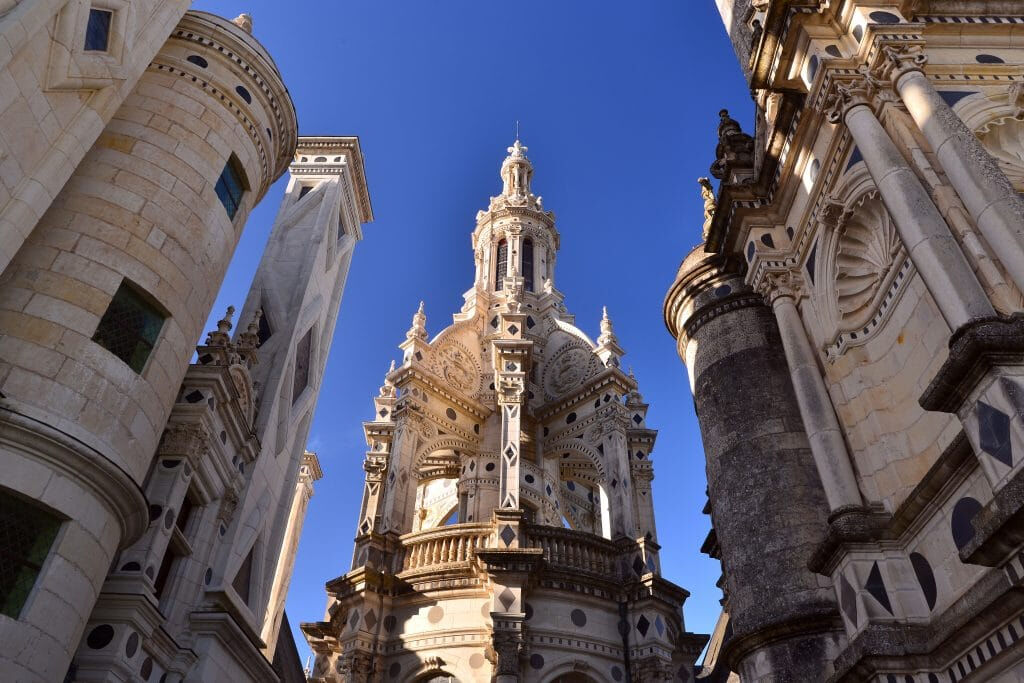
left=664, top=246, right=846, bottom=681
left=0, top=11, right=295, bottom=681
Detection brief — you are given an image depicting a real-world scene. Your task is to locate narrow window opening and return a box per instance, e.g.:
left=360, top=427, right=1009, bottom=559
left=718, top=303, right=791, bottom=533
left=495, top=239, right=508, bottom=291
left=297, top=185, right=313, bottom=200
left=84, top=9, right=112, bottom=52
left=232, top=546, right=255, bottom=605
left=0, top=491, right=61, bottom=619
left=522, top=238, right=535, bottom=292
left=256, top=309, right=272, bottom=347
left=152, top=547, right=178, bottom=601
left=175, top=491, right=196, bottom=539
left=292, top=328, right=312, bottom=404
left=215, top=157, right=246, bottom=220
left=92, top=281, right=166, bottom=374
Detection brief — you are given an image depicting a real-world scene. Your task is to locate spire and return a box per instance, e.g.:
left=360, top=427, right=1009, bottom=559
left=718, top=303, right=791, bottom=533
left=501, top=139, right=534, bottom=199
left=597, top=306, right=617, bottom=347
left=406, top=301, right=427, bottom=340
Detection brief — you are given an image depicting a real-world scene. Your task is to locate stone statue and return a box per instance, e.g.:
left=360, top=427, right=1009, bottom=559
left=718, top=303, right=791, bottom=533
left=710, top=109, right=754, bottom=181
left=698, top=177, right=716, bottom=240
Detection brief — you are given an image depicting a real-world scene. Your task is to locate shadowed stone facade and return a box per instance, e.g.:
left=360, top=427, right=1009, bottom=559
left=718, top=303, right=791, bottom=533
left=302, top=142, right=707, bottom=682
left=0, top=6, right=371, bottom=682
left=666, top=1, right=1024, bottom=681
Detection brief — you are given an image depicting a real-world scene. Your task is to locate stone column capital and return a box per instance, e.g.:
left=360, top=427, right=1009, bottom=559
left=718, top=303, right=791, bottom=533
left=880, top=44, right=928, bottom=84
left=759, top=269, right=805, bottom=306
left=822, top=66, right=899, bottom=123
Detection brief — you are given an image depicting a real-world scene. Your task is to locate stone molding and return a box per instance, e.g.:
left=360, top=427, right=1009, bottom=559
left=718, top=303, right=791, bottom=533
left=0, top=403, right=148, bottom=546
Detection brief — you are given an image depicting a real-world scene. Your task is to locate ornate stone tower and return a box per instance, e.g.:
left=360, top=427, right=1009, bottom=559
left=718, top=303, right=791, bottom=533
left=303, top=142, right=707, bottom=682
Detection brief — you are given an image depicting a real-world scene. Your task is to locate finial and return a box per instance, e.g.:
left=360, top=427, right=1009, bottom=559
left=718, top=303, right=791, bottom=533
left=231, top=13, right=253, bottom=33
left=507, top=139, right=528, bottom=158
left=407, top=301, right=427, bottom=340
left=246, top=308, right=262, bottom=336
left=380, top=359, right=397, bottom=397
left=218, top=305, right=235, bottom=334
left=597, top=306, right=617, bottom=346
left=388, top=359, right=396, bottom=374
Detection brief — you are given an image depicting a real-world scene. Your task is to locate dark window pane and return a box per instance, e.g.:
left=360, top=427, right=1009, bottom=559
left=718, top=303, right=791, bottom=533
left=292, top=328, right=312, bottom=403
left=92, top=282, right=166, bottom=374
left=215, top=159, right=245, bottom=220
left=256, top=309, right=272, bottom=346
left=152, top=547, right=177, bottom=601
left=522, top=239, right=534, bottom=292
left=495, top=240, right=507, bottom=291
left=84, top=9, right=112, bottom=52
left=0, top=491, right=61, bottom=618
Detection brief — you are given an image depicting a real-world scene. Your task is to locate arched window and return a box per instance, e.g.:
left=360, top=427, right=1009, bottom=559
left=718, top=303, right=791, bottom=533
left=495, top=239, right=508, bottom=291
left=522, top=238, right=535, bottom=292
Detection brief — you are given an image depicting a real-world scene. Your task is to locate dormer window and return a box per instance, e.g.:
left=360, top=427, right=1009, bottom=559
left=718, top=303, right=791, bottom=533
left=522, top=239, right=535, bottom=292
left=495, top=239, right=508, bottom=291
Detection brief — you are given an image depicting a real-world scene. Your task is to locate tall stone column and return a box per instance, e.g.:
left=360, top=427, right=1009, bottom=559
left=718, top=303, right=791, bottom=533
left=762, top=271, right=862, bottom=514
left=826, top=78, right=995, bottom=331
left=883, top=45, right=1024, bottom=293
left=598, top=407, right=637, bottom=539
left=261, top=451, right=322, bottom=659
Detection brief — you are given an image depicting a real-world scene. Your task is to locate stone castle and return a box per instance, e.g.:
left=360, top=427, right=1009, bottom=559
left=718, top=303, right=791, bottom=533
left=3, top=0, right=1024, bottom=682
left=0, top=4, right=371, bottom=682
left=300, top=141, right=706, bottom=681
left=665, top=0, right=1024, bottom=681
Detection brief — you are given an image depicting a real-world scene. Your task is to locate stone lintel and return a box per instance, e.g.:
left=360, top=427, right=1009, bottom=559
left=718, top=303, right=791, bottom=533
left=920, top=313, right=1024, bottom=413
left=475, top=547, right=545, bottom=577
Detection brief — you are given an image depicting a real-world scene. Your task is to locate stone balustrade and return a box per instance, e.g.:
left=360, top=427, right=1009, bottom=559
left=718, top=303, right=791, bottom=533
left=398, top=523, right=493, bottom=573
left=524, top=524, right=621, bottom=576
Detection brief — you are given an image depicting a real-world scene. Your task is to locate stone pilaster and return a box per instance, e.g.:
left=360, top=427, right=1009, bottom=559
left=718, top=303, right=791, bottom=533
left=823, top=74, right=995, bottom=331
left=881, top=44, right=1024, bottom=294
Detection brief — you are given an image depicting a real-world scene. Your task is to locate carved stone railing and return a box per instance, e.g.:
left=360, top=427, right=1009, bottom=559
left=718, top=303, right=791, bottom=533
left=397, top=523, right=493, bottom=574
left=523, top=524, right=621, bottom=577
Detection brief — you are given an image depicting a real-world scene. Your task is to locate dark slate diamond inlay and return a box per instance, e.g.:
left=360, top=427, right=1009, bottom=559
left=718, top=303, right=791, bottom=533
left=349, top=609, right=360, bottom=630
left=526, top=316, right=535, bottom=329
left=498, top=587, right=516, bottom=611
left=500, top=524, right=516, bottom=546
left=490, top=316, right=499, bottom=328
left=364, top=609, right=377, bottom=630
left=633, top=414, right=643, bottom=424
left=839, top=573, right=858, bottom=625
left=632, top=555, right=645, bottom=576
left=977, top=401, right=1013, bottom=467
left=507, top=324, right=519, bottom=335
left=636, top=614, right=650, bottom=637
left=865, top=561, right=893, bottom=614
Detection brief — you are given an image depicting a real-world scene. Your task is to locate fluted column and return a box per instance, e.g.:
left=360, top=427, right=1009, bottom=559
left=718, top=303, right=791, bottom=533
left=763, top=272, right=862, bottom=513
left=826, top=79, right=995, bottom=331
left=883, top=45, right=1024, bottom=293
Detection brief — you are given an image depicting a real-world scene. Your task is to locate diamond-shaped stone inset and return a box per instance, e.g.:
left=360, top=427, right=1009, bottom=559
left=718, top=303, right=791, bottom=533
left=636, top=614, right=650, bottom=636
left=978, top=400, right=1013, bottom=467
left=498, top=587, right=516, bottom=611
left=507, top=324, right=519, bottom=335
left=348, top=609, right=360, bottom=630
left=839, top=573, right=858, bottom=625
left=865, top=561, right=893, bottom=614
left=633, top=413, right=643, bottom=424
left=500, top=524, right=516, bottom=546
left=364, top=609, right=378, bottom=630
left=632, top=555, right=645, bottom=576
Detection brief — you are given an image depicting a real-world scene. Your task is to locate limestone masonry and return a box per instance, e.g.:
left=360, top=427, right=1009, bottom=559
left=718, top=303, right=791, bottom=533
left=301, top=141, right=707, bottom=682
left=665, top=0, right=1024, bottom=681
left=0, top=5, right=371, bottom=681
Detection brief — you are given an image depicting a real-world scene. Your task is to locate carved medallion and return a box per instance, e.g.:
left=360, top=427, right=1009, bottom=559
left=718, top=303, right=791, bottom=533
left=544, top=344, right=594, bottom=398
left=431, top=340, right=481, bottom=395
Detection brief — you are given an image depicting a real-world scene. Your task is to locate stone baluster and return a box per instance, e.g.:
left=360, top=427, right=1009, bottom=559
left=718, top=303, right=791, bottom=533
left=825, top=75, right=995, bottom=331
left=760, top=271, right=864, bottom=514
left=883, top=45, right=1024, bottom=293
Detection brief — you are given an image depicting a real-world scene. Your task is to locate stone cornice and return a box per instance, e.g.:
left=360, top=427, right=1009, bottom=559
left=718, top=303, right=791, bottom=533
left=293, top=136, right=374, bottom=223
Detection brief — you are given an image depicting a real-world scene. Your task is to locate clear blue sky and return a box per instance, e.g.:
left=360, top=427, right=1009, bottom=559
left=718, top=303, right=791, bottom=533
left=192, top=0, right=753, bottom=665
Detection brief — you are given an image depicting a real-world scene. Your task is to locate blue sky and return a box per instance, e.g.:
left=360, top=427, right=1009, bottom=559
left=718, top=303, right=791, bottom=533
left=192, top=0, right=753, bottom=664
